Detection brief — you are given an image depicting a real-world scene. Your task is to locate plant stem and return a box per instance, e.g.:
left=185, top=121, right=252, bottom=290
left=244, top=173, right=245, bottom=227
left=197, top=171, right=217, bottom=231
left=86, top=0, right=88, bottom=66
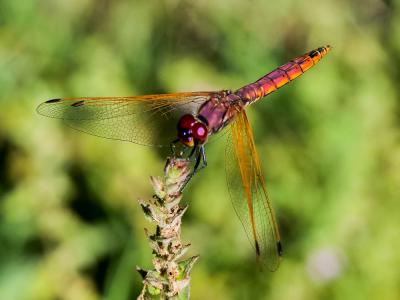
left=137, top=157, right=199, bottom=300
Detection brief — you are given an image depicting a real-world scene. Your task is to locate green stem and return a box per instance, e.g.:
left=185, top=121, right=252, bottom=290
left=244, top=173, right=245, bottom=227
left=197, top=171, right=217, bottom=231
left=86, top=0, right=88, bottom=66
left=137, top=158, right=199, bottom=300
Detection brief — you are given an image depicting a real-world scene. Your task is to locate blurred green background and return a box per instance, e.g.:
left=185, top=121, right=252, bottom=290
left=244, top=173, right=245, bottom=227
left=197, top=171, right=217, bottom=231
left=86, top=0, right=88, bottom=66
left=1, top=0, right=399, bottom=299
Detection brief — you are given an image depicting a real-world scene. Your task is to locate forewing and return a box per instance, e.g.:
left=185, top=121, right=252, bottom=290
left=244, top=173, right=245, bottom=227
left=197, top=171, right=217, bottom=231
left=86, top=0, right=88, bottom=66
left=37, top=92, right=213, bottom=147
left=225, top=110, right=282, bottom=271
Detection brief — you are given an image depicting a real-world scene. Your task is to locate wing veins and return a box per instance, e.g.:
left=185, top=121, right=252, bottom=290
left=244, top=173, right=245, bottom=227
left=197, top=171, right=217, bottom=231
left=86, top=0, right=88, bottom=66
left=225, top=111, right=281, bottom=271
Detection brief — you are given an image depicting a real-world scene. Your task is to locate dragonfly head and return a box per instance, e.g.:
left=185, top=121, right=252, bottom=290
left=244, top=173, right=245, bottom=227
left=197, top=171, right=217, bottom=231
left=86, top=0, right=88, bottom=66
left=177, top=114, right=208, bottom=147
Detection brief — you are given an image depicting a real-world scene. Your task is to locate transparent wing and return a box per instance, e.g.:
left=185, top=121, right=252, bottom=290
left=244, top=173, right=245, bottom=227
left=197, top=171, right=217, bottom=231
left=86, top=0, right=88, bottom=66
left=225, top=110, right=282, bottom=271
left=36, top=92, right=214, bottom=147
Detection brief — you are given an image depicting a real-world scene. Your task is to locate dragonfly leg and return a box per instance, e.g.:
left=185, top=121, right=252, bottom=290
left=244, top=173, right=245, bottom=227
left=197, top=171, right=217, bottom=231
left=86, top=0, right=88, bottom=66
left=201, top=146, right=207, bottom=167
left=193, top=145, right=207, bottom=174
left=188, top=145, right=198, bottom=160
left=179, top=146, right=207, bottom=192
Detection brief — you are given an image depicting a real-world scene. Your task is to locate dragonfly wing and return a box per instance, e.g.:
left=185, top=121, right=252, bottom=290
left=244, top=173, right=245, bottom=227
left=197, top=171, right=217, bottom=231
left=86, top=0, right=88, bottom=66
left=225, top=110, right=282, bottom=271
left=37, top=92, right=213, bottom=147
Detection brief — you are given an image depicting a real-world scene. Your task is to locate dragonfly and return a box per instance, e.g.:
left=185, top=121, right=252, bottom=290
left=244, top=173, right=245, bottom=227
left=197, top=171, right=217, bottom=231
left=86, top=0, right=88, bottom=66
left=37, top=45, right=331, bottom=271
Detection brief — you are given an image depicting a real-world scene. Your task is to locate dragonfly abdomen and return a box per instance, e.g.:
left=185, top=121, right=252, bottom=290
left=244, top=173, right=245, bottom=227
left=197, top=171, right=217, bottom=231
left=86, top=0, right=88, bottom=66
left=235, top=45, right=331, bottom=105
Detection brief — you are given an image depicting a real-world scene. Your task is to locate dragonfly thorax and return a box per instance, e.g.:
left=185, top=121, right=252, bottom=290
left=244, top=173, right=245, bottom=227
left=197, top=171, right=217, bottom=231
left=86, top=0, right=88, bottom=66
left=177, top=114, right=208, bottom=147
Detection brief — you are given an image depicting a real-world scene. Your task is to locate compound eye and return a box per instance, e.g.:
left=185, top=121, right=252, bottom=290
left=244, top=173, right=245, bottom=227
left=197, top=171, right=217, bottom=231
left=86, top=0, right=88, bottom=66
left=177, top=127, right=194, bottom=147
left=178, top=114, right=196, bottom=130
left=192, top=122, right=208, bottom=143
left=178, top=128, right=191, bottom=139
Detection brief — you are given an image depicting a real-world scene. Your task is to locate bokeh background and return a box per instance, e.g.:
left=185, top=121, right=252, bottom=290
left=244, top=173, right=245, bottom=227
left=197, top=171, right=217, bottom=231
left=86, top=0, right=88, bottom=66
left=1, top=0, right=399, bottom=299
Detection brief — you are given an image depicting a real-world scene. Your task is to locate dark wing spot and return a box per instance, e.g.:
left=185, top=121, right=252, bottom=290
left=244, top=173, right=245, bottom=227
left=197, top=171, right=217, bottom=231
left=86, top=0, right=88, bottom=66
left=255, top=240, right=261, bottom=256
left=309, top=50, right=319, bottom=58
left=45, top=98, right=61, bottom=103
left=71, top=100, right=85, bottom=107
left=318, top=47, right=326, bottom=52
left=277, top=241, right=283, bottom=256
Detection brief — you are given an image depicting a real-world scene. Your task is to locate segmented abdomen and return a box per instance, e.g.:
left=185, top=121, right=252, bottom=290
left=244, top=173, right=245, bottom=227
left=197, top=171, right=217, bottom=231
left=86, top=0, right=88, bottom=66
left=235, top=45, right=331, bottom=105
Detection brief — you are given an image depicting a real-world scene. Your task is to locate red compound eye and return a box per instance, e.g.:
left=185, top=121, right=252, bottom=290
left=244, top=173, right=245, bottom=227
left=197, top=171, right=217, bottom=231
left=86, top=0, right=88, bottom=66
left=192, top=122, right=208, bottom=143
left=177, top=114, right=208, bottom=147
left=178, top=114, right=196, bottom=130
